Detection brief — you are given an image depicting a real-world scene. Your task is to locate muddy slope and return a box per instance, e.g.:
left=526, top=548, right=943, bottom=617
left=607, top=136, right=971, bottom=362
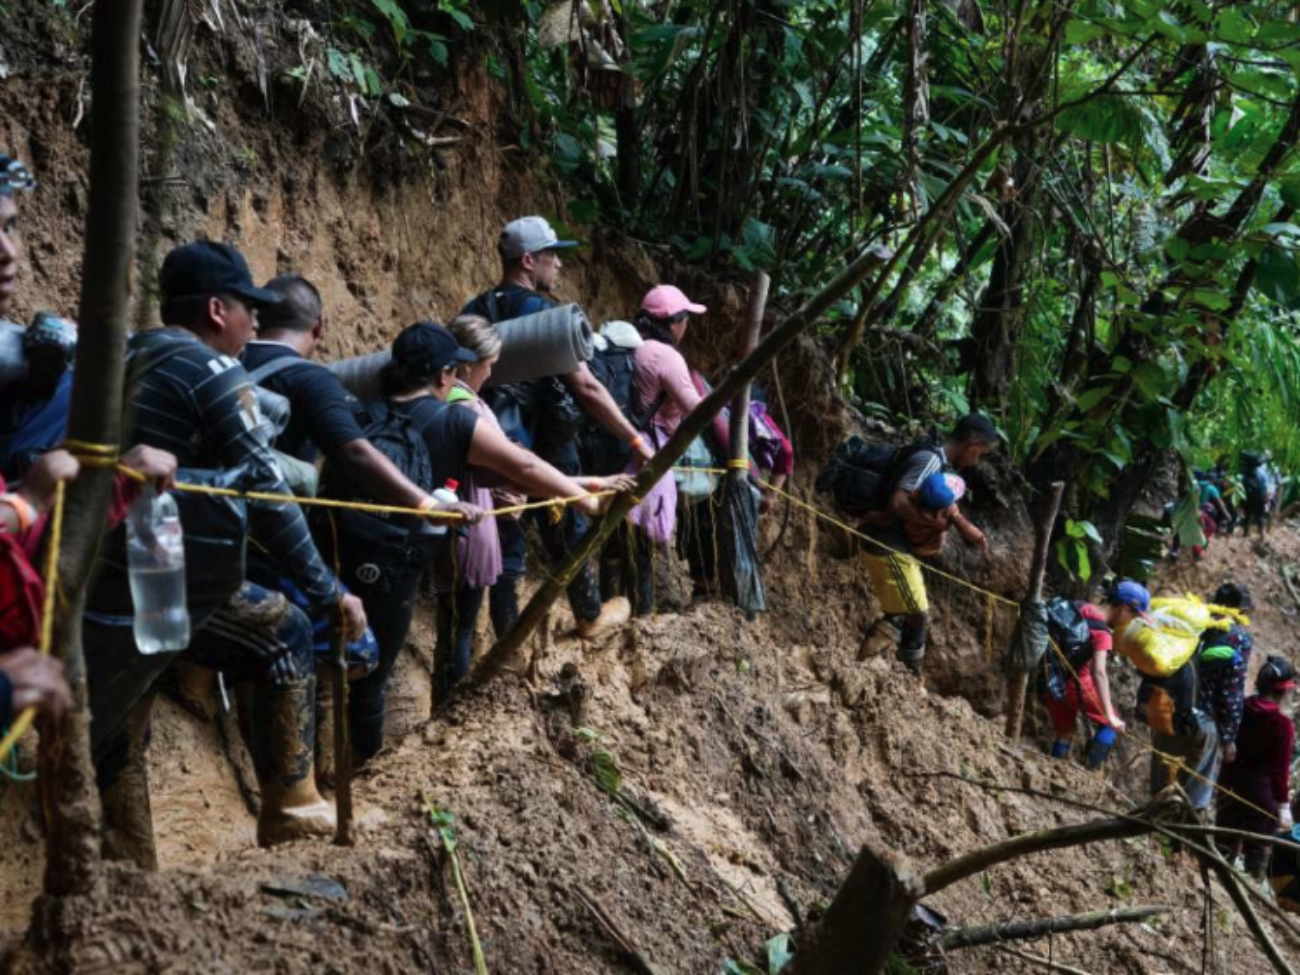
left=0, top=4, right=1292, bottom=973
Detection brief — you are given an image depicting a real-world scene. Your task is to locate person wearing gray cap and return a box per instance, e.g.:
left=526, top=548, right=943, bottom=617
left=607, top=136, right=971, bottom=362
left=463, top=216, right=652, bottom=640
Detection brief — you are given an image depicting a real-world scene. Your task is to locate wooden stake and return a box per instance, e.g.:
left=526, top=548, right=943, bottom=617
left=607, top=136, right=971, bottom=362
left=1004, top=480, right=1065, bottom=741
left=40, top=0, right=146, bottom=898
left=331, top=623, right=354, bottom=846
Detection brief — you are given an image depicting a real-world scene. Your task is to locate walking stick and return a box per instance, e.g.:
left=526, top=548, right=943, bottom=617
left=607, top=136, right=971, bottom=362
left=331, top=617, right=354, bottom=846
left=1004, top=481, right=1065, bottom=741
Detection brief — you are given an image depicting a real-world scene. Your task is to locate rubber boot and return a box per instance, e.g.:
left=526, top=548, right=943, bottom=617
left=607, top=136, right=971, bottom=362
left=315, top=673, right=336, bottom=792
left=250, top=673, right=336, bottom=847
left=860, top=617, right=901, bottom=661
left=1084, top=726, right=1117, bottom=770
left=99, top=692, right=159, bottom=871
left=898, top=622, right=926, bottom=676
left=1050, top=739, right=1072, bottom=760
left=577, top=596, right=632, bottom=640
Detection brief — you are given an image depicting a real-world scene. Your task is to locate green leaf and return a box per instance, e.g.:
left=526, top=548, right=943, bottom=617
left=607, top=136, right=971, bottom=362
left=723, top=960, right=765, bottom=975
left=368, top=0, right=410, bottom=44
left=592, top=749, right=622, bottom=795
left=1255, top=245, right=1300, bottom=308
left=1057, top=96, right=1146, bottom=145
left=766, top=933, right=794, bottom=975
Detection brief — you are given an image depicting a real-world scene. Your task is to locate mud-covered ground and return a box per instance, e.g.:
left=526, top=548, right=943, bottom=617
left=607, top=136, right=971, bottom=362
left=2, top=509, right=1296, bottom=974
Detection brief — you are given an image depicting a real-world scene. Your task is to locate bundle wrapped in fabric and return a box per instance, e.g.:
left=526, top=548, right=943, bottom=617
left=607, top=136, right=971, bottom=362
left=326, top=303, right=595, bottom=399
left=1118, top=610, right=1201, bottom=677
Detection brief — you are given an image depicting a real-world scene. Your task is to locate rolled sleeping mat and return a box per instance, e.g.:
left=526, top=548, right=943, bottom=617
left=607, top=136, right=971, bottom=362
left=325, top=303, right=595, bottom=398
left=0, top=320, right=29, bottom=388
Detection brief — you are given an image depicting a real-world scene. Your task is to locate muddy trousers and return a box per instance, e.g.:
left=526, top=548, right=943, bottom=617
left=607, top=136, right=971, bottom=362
left=491, top=507, right=603, bottom=633
left=89, top=581, right=319, bottom=865
left=435, top=586, right=486, bottom=704
left=349, top=575, right=419, bottom=766
left=600, top=521, right=655, bottom=617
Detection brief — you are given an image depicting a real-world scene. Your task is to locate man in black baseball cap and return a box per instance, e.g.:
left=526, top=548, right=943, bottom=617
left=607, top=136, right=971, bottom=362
left=158, top=240, right=284, bottom=357
left=85, top=239, right=368, bottom=863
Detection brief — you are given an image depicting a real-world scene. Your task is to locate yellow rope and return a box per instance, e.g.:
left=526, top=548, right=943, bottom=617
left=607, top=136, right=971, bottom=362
left=0, top=480, right=66, bottom=762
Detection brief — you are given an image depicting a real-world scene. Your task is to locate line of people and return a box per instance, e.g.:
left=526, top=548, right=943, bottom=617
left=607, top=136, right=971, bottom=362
left=0, top=153, right=799, bottom=865
left=1040, top=577, right=1299, bottom=897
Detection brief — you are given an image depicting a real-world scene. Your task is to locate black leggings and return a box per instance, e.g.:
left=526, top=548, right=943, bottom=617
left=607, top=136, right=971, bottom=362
left=348, top=575, right=419, bottom=766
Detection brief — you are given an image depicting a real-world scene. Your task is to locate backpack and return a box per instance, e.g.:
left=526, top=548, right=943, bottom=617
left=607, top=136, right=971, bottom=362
left=316, top=398, right=447, bottom=592
left=578, top=344, right=665, bottom=475
left=815, top=435, right=944, bottom=515
left=1039, top=599, right=1109, bottom=701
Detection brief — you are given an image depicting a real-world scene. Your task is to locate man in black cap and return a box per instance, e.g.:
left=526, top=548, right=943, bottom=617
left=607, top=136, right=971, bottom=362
left=464, top=216, right=651, bottom=640
left=86, top=240, right=367, bottom=866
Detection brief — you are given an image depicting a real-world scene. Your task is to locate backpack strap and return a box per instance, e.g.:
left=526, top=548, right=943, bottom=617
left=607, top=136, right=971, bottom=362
left=247, top=355, right=324, bottom=386
left=126, top=332, right=200, bottom=387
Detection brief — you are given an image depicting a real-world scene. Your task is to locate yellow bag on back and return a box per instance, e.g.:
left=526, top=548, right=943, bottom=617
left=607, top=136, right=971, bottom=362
left=1149, top=594, right=1214, bottom=632
left=1118, top=610, right=1200, bottom=677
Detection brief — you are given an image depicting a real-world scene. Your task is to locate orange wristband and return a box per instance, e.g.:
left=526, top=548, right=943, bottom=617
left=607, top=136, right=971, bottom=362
left=629, top=435, right=645, bottom=450
left=0, top=493, right=36, bottom=532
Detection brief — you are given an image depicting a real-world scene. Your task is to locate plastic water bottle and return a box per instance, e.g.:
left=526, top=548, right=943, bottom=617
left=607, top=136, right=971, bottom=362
left=126, top=487, right=190, bottom=654
left=428, top=479, right=460, bottom=537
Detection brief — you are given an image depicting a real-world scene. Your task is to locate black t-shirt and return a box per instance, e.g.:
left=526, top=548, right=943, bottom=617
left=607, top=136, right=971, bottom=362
left=241, top=341, right=365, bottom=463
left=390, top=395, right=480, bottom=492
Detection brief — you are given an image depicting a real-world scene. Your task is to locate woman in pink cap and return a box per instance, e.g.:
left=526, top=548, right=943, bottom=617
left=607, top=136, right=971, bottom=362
left=602, top=286, right=707, bottom=615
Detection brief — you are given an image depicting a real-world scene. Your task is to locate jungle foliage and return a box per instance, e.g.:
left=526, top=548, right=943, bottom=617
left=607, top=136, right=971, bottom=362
left=307, top=0, right=1300, bottom=570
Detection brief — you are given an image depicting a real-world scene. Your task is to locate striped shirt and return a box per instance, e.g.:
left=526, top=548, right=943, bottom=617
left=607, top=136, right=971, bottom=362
left=128, top=328, right=338, bottom=610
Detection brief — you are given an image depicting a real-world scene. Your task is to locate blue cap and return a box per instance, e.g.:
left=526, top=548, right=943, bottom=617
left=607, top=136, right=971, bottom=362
left=1108, top=579, right=1151, bottom=615
left=918, top=471, right=956, bottom=510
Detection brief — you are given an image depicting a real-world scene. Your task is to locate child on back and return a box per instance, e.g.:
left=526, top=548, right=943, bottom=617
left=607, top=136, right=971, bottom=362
left=902, top=472, right=969, bottom=556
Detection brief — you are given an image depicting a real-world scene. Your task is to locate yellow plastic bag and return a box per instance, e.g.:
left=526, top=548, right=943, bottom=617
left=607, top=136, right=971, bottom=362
left=1149, top=594, right=1214, bottom=632
left=1118, top=610, right=1200, bottom=677
left=1150, top=594, right=1250, bottom=632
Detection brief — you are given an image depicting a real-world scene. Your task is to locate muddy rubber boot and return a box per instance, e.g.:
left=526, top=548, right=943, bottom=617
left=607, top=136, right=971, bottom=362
left=859, top=617, right=901, bottom=661
left=577, top=596, right=631, bottom=640
left=898, top=629, right=926, bottom=676
left=250, top=673, right=336, bottom=848
left=1084, top=726, right=1117, bottom=770
left=315, top=674, right=337, bottom=792
left=167, top=660, right=220, bottom=720
left=99, top=693, right=159, bottom=871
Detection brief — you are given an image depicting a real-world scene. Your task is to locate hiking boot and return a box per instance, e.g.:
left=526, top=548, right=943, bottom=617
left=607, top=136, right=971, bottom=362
left=99, top=693, right=159, bottom=871
left=250, top=673, right=336, bottom=848
left=577, top=597, right=631, bottom=640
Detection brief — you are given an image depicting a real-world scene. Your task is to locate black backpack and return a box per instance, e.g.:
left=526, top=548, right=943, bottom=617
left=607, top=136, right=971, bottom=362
left=815, top=435, right=944, bottom=514
left=1039, top=598, right=1110, bottom=701
left=578, top=344, right=666, bottom=475
left=315, top=398, right=447, bottom=592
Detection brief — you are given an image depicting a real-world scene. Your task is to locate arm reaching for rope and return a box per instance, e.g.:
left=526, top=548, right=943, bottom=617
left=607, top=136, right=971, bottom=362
left=467, top=423, right=626, bottom=517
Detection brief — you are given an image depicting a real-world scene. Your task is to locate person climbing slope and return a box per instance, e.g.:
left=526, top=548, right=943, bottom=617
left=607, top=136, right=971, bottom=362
left=1197, top=583, right=1254, bottom=766
left=463, top=216, right=651, bottom=640
left=320, top=323, right=633, bottom=756
left=855, top=414, right=997, bottom=675
left=1217, top=656, right=1296, bottom=886
left=1037, top=592, right=1127, bottom=769
left=1113, top=580, right=1220, bottom=813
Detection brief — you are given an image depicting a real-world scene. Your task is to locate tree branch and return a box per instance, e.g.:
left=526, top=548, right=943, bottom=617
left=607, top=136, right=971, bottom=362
left=939, top=905, right=1169, bottom=951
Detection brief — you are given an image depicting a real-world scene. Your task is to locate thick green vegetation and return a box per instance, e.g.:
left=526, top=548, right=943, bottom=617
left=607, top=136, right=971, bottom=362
left=304, top=0, right=1300, bottom=565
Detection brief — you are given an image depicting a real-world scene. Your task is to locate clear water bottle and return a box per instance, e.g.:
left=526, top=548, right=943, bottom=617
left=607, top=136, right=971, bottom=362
left=126, top=487, right=190, bottom=654
left=428, top=479, right=460, bottom=536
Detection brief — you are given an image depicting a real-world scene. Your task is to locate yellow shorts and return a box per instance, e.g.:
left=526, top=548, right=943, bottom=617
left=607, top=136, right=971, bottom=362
left=863, top=549, right=929, bottom=615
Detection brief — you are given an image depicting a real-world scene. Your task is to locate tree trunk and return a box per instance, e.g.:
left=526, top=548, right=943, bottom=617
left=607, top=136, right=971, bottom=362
left=785, top=843, right=924, bottom=975
left=39, top=0, right=144, bottom=898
